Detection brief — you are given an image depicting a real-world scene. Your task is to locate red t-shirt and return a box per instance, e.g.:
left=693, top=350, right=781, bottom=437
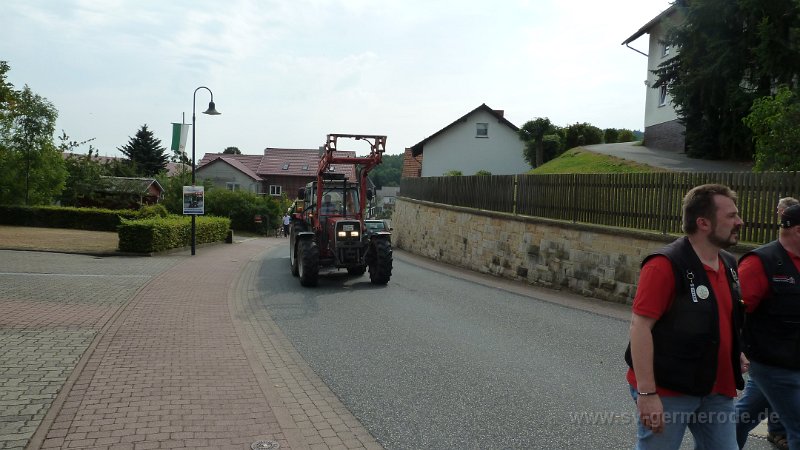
left=739, top=249, right=800, bottom=313
left=626, top=255, right=737, bottom=397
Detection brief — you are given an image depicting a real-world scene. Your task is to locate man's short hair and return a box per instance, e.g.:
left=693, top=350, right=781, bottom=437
left=778, top=197, right=799, bottom=212
left=682, top=184, right=738, bottom=234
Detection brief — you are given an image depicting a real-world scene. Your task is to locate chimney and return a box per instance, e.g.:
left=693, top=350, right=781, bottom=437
left=493, top=110, right=505, bottom=117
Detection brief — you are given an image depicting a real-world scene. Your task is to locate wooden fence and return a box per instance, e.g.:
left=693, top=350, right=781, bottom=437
left=399, top=172, right=800, bottom=244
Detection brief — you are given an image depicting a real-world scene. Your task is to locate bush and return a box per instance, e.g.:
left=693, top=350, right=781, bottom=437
left=617, top=129, right=637, bottom=142
left=204, top=189, right=281, bottom=234
left=564, top=123, right=603, bottom=149
left=138, top=204, right=169, bottom=219
left=604, top=128, right=619, bottom=144
left=744, top=86, right=800, bottom=171
left=0, top=205, right=139, bottom=231
left=118, top=215, right=230, bottom=253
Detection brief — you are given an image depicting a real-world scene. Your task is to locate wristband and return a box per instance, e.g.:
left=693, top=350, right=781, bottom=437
left=638, top=391, right=658, bottom=396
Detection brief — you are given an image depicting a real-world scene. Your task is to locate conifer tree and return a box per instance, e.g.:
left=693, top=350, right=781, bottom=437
left=117, top=124, right=168, bottom=176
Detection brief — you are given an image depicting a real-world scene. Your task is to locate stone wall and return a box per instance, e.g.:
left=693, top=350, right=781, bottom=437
left=392, top=198, right=752, bottom=305
left=644, top=120, right=686, bottom=153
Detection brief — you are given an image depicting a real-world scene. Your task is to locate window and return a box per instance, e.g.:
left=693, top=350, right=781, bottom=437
left=269, top=185, right=282, bottom=196
left=282, top=163, right=290, bottom=170
left=476, top=123, right=488, bottom=138
left=658, top=85, right=668, bottom=107
left=662, top=43, right=670, bottom=57
left=226, top=182, right=240, bottom=191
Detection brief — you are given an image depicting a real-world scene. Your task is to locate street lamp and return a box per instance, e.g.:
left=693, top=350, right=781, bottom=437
left=191, top=86, right=221, bottom=255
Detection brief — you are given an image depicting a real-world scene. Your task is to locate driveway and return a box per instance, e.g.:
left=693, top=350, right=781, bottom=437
left=584, top=142, right=754, bottom=172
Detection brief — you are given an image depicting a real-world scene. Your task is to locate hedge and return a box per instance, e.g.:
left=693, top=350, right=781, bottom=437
left=0, top=205, right=140, bottom=231
left=118, top=215, right=231, bottom=253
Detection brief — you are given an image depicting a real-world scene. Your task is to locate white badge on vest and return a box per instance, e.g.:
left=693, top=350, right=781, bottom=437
left=696, top=285, right=710, bottom=300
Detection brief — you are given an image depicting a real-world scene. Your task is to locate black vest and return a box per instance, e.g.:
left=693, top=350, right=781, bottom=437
left=625, top=237, right=745, bottom=396
left=742, top=240, right=800, bottom=369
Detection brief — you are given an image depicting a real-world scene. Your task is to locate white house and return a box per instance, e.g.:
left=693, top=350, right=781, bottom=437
left=410, top=104, right=528, bottom=176
left=622, top=1, right=686, bottom=152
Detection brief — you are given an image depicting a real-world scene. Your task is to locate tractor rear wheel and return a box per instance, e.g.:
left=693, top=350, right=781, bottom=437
left=368, top=239, right=392, bottom=285
left=298, top=239, right=319, bottom=287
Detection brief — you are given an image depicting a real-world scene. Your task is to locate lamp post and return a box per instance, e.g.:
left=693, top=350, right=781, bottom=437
left=191, top=86, right=221, bottom=255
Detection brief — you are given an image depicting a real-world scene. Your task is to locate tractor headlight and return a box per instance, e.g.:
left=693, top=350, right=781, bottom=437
left=338, top=231, right=347, bottom=238
left=350, top=231, right=360, bottom=238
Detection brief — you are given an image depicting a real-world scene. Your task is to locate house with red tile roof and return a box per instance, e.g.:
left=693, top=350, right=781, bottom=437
left=196, top=148, right=356, bottom=199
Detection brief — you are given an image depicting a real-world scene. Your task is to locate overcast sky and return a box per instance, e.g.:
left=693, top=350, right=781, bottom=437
left=2, top=0, right=670, bottom=159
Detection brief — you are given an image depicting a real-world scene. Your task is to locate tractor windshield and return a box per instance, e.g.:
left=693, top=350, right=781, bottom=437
left=319, top=187, right=359, bottom=217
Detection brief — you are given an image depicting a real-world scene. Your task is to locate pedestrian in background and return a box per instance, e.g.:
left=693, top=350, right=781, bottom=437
left=736, top=203, right=800, bottom=450
left=282, top=213, right=291, bottom=238
left=625, top=183, right=745, bottom=449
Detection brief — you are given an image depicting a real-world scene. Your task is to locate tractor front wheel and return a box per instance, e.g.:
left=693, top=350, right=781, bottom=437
left=368, top=239, right=392, bottom=285
left=298, top=239, right=319, bottom=287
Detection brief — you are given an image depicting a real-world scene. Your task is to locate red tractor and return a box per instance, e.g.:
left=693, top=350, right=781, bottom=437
left=289, top=134, right=392, bottom=287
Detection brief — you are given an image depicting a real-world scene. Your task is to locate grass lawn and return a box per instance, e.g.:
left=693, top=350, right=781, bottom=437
left=530, top=147, right=666, bottom=174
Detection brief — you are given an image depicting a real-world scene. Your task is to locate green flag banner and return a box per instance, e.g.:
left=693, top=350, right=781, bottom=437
left=171, top=123, right=190, bottom=155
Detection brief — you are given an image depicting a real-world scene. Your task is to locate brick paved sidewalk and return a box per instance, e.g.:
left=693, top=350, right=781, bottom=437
left=28, top=239, right=380, bottom=450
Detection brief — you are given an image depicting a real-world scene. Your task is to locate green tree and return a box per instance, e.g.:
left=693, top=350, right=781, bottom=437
left=743, top=86, right=800, bottom=171
left=443, top=170, right=463, bottom=176
left=58, top=131, right=106, bottom=206
left=0, top=84, right=65, bottom=205
left=368, top=153, right=402, bottom=188
left=604, top=128, right=619, bottom=144
left=654, top=0, right=800, bottom=160
left=564, top=122, right=603, bottom=150
left=118, top=124, right=169, bottom=176
left=223, top=146, right=241, bottom=154
left=519, top=118, right=556, bottom=168
left=475, top=170, right=492, bottom=176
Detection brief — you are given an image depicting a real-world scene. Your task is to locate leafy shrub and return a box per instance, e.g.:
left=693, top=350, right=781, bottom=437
left=443, top=170, right=463, bottom=176
left=564, top=123, right=603, bottom=149
left=744, top=86, right=800, bottom=171
left=138, top=204, right=169, bottom=219
left=204, top=189, right=281, bottom=234
left=118, top=215, right=230, bottom=253
left=474, top=170, right=492, bottom=176
left=604, top=128, right=619, bottom=144
left=0, top=205, right=139, bottom=231
left=617, top=129, right=637, bottom=142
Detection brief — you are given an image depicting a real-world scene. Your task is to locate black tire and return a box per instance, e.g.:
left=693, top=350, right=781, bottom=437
left=368, top=239, right=392, bottom=285
left=290, top=238, right=299, bottom=277
left=347, top=266, right=366, bottom=276
left=298, top=239, right=319, bottom=287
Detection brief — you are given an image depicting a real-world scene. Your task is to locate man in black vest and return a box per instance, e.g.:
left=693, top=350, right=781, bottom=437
left=626, top=184, right=745, bottom=449
left=736, top=204, right=800, bottom=450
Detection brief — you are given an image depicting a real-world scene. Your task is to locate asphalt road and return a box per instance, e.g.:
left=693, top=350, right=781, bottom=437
left=256, top=245, right=640, bottom=449
left=583, top=143, right=754, bottom=173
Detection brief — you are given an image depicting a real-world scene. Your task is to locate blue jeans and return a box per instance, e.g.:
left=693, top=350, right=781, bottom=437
left=630, top=386, right=738, bottom=450
left=735, top=377, right=785, bottom=448
left=749, top=360, right=800, bottom=450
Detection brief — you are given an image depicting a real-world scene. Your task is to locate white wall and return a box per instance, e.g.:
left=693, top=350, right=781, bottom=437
left=643, top=11, right=684, bottom=128
left=420, top=110, right=528, bottom=177
left=197, top=163, right=261, bottom=193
